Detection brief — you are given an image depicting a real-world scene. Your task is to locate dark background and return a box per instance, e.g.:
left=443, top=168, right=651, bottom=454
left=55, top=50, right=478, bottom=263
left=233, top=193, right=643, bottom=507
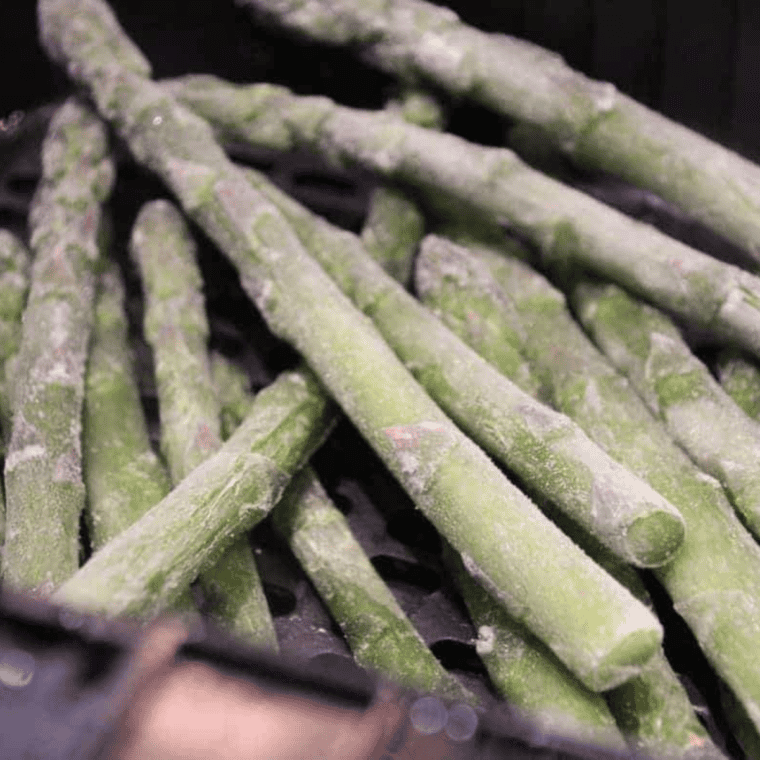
left=3, top=0, right=760, bottom=159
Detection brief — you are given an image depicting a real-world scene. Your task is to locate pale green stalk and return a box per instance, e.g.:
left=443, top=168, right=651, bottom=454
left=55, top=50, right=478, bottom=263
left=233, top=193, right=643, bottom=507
left=570, top=279, right=760, bottom=541
left=237, top=0, right=760, bottom=263
left=164, top=73, right=760, bottom=364
left=2, top=98, right=114, bottom=594
left=51, top=364, right=338, bottom=619
left=413, top=233, right=760, bottom=740
left=239, top=164, right=683, bottom=569
left=0, top=230, right=31, bottom=453
left=40, top=0, right=665, bottom=692
left=714, top=348, right=760, bottom=421
left=210, top=351, right=256, bottom=439
left=82, top=260, right=198, bottom=619
left=130, top=199, right=277, bottom=649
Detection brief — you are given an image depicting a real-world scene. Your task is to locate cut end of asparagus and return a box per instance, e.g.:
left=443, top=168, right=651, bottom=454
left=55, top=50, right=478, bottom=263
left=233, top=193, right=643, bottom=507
left=591, top=626, right=663, bottom=693
left=625, top=510, right=686, bottom=568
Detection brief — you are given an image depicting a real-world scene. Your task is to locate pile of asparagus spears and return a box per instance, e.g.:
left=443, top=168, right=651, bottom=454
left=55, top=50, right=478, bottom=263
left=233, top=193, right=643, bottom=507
left=4, top=0, right=760, bottom=756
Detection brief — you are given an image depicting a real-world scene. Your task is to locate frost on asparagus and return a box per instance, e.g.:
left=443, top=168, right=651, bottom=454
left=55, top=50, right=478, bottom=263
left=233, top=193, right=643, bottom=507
left=39, top=0, right=664, bottom=691
left=240, top=165, right=685, bottom=570
left=238, top=0, right=760, bottom=263
left=714, top=348, right=760, bottom=422
left=165, top=73, right=760, bottom=363
left=414, top=232, right=760, bottom=739
left=571, top=279, right=760, bottom=541
left=51, top=366, right=337, bottom=619
left=130, top=198, right=277, bottom=649
left=3, top=98, right=114, bottom=594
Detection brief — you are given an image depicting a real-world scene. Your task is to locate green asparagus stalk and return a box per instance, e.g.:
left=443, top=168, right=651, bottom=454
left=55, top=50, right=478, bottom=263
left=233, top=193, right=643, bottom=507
left=236, top=0, right=760, bottom=263
left=82, top=259, right=199, bottom=619
left=273, top=467, right=476, bottom=703
left=129, top=198, right=277, bottom=649
left=210, top=351, right=256, bottom=439
left=413, top=233, right=760, bottom=741
left=0, top=230, right=31, bottom=453
left=238, top=164, right=684, bottom=569
left=51, top=364, right=337, bottom=619
left=83, top=261, right=173, bottom=549
left=40, top=0, right=665, bottom=692
left=2, top=98, right=114, bottom=594
left=714, top=348, right=760, bottom=421
left=164, top=74, right=760, bottom=364
left=212, top=349, right=475, bottom=701
left=570, top=278, right=760, bottom=541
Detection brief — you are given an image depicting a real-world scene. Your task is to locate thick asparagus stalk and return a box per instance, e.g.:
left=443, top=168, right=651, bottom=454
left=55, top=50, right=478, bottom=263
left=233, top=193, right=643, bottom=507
left=129, top=198, right=277, bottom=649
left=164, top=74, right=760, bottom=363
left=0, top=230, right=31, bottom=452
left=239, top=164, right=684, bottom=569
left=236, top=0, right=760, bottom=263
left=714, top=348, right=760, bottom=422
left=570, top=278, right=760, bottom=541
left=51, top=364, right=337, bottom=619
left=39, top=0, right=665, bottom=692
left=414, top=234, right=760, bottom=740
left=2, top=98, right=114, bottom=594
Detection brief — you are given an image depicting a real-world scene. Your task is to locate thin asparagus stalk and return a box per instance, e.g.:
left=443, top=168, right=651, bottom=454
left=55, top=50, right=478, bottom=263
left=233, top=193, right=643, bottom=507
left=714, top=348, right=760, bottom=422
left=129, top=198, right=277, bottom=649
left=359, top=89, right=435, bottom=287
left=210, top=351, right=256, bottom=439
left=83, top=261, right=173, bottom=549
left=82, top=260, right=198, bottom=619
left=570, top=278, right=760, bottom=541
left=51, top=364, right=338, bottom=619
left=0, top=230, right=31, bottom=577
left=236, top=0, right=760, bottom=263
left=239, top=164, right=684, bottom=569
left=2, top=97, right=114, bottom=594
left=40, top=0, right=665, bottom=692
left=272, top=467, right=476, bottom=704
left=212, top=300, right=475, bottom=701
left=413, top=233, right=760, bottom=740
left=0, top=230, right=31, bottom=453
left=164, top=73, right=760, bottom=364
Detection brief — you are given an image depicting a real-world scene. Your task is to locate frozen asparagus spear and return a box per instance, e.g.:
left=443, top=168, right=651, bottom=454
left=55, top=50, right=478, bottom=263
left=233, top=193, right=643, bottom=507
left=2, top=98, right=114, bottom=594
left=51, top=364, right=338, bottom=619
left=40, top=0, right=665, bottom=692
left=164, top=73, right=760, bottom=363
left=236, top=0, right=760, bottom=264
left=210, top=351, right=256, bottom=439
left=130, top=198, right=277, bottom=649
left=0, top=230, right=31, bottom=453
left=570, top=278, right=760, bottom=541
left=714, top=348, right=760, bottom=422
left=272, top=466, right=476, bottom=704
left=82, top=260, right=198, bottom=619
left=83, top=260, right=173, bottom=549
left=238, top=164, right=684, bottom=569
left=414, top=233, right=760, bottom=740
left=0, top=230, right=31, bottom=577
